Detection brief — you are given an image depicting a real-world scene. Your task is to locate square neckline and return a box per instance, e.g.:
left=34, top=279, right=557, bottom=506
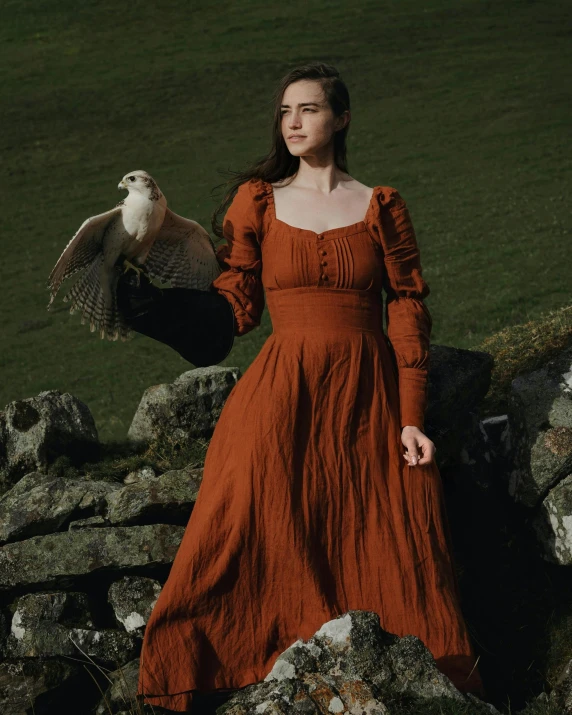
left=262, top=180, right=380, bottom=238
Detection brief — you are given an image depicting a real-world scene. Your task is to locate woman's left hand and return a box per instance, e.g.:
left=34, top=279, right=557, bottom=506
left=401, top=426, right=436, bottom=466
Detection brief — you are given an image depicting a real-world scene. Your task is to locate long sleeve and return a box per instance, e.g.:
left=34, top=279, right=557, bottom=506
left=210, top=181, right=265, bottom=337
left=375, top=187, right=433, bottom=431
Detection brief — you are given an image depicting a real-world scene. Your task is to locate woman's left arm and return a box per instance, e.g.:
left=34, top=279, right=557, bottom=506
left=375, top=187, right=435, bottom=466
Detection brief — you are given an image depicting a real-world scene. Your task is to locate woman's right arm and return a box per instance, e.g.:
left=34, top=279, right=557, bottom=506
left=211, top=181, right=265, bottom=337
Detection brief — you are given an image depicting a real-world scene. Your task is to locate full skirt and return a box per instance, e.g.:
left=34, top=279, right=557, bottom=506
left=137, top=287, right=484, bottom=710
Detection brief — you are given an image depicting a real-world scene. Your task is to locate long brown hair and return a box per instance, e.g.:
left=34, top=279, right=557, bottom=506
left=210, top=62, right=351, bottom=241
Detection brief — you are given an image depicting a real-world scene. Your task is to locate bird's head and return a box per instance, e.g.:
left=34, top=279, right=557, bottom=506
left=118, top=170, right=163, bottom=201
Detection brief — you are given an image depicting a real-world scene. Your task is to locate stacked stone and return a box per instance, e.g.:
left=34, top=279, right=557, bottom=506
left=0, top=367, right=239, bottom=714
left=1, top=346, right=571, bottom=713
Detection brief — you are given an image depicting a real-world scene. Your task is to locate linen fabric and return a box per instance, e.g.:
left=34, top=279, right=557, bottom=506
left=137, top=178, right=485, bottom=710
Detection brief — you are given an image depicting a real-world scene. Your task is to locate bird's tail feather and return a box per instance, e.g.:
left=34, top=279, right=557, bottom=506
left=63, top=255, right=132, bottom=342
left=109, top=269, right=131, bottom=342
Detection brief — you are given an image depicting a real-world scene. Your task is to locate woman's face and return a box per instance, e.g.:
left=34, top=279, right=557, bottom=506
left=280, top=80, right=348, bottom=159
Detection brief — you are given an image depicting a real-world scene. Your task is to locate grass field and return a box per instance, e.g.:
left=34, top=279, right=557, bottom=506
left=1, top=0, right=570, bottom=442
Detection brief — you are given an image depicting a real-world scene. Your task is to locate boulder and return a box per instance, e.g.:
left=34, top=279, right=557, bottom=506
left=507, top=344, right=572, bottom=507
left=533, top=473, right=572, bottom=565
left=108, top=576, right=162, bottom=635
left=5, top=591, right=138, bottom=667
left=9, top=591, right=93, bottom=630
left=0, top=471, right=119, bottom=545
left=0, top=524, right=184, bottom=592
left=220, top=610, right=499, bottom=714
left=0, top=462, right=200, bottom=543
left=127, top=365, right=241, bottom=447
left=105, top=465, right=203, bottom=526
left=0, top=658, right=82, bottom=714
left=0, top=390, right=99, bottom=495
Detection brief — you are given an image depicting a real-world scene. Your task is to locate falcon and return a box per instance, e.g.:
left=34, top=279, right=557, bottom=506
left=46, top=170, right=222, bottom=340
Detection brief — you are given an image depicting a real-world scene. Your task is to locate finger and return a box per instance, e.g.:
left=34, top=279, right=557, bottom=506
left=417, top=442, right=434, bottom=466
left=417, top=451, right=431, bottom=465
left=403, top=440, right=419, bottom=465
left=403, top=452, right=418, bottom=467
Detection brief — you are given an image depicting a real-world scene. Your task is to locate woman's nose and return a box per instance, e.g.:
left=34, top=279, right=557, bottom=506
left=288, top=113, right=302, bottom=128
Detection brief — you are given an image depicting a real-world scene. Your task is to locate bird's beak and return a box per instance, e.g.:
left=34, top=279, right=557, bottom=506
left=118, top=180, right=126, bottom=190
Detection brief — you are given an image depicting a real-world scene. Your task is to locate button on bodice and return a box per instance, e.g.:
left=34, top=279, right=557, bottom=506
left=260, top=183, right=384, bottom=293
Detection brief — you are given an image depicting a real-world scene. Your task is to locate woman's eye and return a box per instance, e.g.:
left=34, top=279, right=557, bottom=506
left=281, top=109, right=315, bottom=115
left=128, top=176, right=136, bottom=181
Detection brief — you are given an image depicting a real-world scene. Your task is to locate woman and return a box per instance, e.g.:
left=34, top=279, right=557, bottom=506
left=137, top=62, right=486, bottom=711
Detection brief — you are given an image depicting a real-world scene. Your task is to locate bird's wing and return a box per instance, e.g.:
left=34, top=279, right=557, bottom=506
left=143, top=208, right=222, bottom=290
left=47, top=206, right=122, bottom=308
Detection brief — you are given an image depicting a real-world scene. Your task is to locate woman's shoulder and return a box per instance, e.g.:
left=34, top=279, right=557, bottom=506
left=235, top=177, right=272, bottom=203
left=225, top=178, right=272, bottom=236
left=374, top=185, right=409, bottom=211
left=363, top=182, right=417, bottom=250
left=227, top=177, right=270, bottom=209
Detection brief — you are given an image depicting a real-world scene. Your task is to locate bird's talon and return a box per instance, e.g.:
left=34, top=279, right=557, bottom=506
left=122, top=259, right=144, bottom=286
left=122, top=258, right=139, bottom=274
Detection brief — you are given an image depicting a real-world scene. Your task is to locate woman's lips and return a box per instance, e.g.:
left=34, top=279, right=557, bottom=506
left=289, top=136, right=306, bottom=142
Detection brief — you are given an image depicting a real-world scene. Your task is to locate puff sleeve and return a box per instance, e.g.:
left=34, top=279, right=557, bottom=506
left=372, top=187, right=433, bottom=431
left=210, top=181, right=265, bottom=337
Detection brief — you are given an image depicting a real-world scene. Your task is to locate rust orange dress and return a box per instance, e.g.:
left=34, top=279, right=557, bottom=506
left=137, top=178, right=485, bottom=710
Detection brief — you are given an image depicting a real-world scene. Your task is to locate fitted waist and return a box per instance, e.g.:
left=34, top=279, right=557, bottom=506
left=265, top=287, right=385, bottom=334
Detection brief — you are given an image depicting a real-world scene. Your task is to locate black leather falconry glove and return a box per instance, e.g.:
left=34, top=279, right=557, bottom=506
left=115, top=258, right=235, bottom=367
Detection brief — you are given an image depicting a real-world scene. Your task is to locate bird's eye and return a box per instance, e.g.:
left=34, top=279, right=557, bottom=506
left=128, top=176, right=136, bottom=182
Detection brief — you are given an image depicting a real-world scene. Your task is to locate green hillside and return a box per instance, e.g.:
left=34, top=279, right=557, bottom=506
left=1, top=0, right=570, bottom=441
